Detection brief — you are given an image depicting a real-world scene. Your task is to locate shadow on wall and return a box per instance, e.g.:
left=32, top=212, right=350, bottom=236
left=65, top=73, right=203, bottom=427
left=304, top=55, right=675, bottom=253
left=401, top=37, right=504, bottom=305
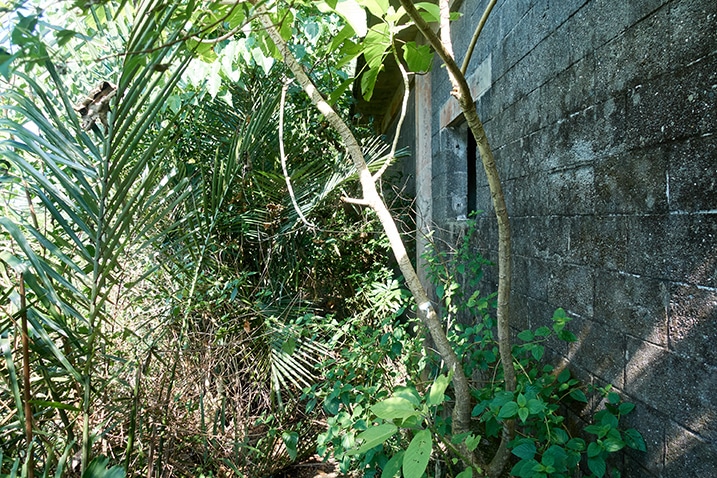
left=444, top=219, right=717, bottom=477
left=560, top=246, right=717, bottom=477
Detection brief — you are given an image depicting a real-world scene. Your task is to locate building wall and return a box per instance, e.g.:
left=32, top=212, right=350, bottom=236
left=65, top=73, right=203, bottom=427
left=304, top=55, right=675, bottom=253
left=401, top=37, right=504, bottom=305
left=420, top=1, right=717, bottom=476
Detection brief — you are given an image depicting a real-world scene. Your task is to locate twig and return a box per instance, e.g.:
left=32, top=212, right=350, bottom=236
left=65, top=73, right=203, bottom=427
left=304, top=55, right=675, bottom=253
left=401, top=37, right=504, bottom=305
left=279, top=79, right=315, bottom=229
left=461, top=0, right=497, bottom=76
left=372, top=42, right=410, bottom=182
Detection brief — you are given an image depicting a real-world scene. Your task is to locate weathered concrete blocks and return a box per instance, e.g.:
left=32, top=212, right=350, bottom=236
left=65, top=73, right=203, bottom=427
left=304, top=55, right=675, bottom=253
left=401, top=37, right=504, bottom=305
left=594, top=148, right=668, bottom=214
left=594, top=271, right=669, bottom=345
left=422, top=1, right=717, bottom=475
left=625, top=338, right=717, bottom=443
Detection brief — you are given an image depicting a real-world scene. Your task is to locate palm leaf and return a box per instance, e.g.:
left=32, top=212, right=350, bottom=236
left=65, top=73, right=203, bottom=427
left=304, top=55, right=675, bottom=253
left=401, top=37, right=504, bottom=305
left=1, top=335, right=24, bottom=430
left=0, top=0, right=202, bottom=471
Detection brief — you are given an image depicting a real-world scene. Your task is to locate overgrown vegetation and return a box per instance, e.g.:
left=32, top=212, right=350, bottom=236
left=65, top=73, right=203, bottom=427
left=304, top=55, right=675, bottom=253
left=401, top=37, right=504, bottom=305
left=309, top=223, right=646, bottom=478
left=0, top=1, right=644, bottom=477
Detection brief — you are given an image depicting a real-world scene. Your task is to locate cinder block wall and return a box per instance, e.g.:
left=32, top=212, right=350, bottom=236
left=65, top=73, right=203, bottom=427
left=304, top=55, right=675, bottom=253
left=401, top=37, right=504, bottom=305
left=428, top=1, right=717, bottom=476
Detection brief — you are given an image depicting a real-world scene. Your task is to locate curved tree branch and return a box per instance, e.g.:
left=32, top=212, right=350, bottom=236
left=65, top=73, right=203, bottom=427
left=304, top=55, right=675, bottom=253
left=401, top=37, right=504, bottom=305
left=279, top=78, right=315, bottom=228
left=461, top=0, right=497, bottom=76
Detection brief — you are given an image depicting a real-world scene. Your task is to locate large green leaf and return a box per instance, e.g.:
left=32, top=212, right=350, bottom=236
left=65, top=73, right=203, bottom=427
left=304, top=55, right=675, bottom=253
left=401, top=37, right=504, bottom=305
left=350, top=423, right=397, bottom=455
left=358, top=0, right=389, bottom=18
left=371, top=396, right=419, bottom=420
left=403, top=429, right=432, bottom=478
left=402, top=41, right=433, bottom=73
left=381, top=450, right=404, bottom=477
left=426, top=373, right=451, bottom=406
left=329, top=0, right=367, bottom=37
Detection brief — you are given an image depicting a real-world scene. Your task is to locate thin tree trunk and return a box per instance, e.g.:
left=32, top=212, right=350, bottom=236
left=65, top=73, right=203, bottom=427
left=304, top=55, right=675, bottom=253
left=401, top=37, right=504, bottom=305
left=399, top=0, right=516, bottom=475
left=256, top=6, right=476, bottom=464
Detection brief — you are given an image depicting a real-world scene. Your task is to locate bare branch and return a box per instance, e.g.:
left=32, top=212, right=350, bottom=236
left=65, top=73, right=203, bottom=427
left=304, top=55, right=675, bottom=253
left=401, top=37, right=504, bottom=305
left=341, top=196, right=370, bottom=206
left=279, top=78, right=316, bottom=229
left=461, top=0, right=497, bottom=76
left=373, top=43, right=411, bottom=182
left=400, top=0, right=516, bottom=475
left=439, top=0, right=456, bottom=60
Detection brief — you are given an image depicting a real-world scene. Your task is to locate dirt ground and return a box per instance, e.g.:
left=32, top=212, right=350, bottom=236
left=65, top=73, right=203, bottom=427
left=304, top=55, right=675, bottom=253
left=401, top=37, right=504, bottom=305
left=273, top=455, right=346, bottom=477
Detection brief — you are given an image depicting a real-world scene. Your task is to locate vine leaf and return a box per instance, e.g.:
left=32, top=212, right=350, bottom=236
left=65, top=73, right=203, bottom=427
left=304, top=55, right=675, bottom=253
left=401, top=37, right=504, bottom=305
left=426, top=373, right=451, bottom=406
left=381, top=450, right=404, bottom=478
left=371, top=396, right=418, bottom=420
left=402, top=41, right=432, bottom=73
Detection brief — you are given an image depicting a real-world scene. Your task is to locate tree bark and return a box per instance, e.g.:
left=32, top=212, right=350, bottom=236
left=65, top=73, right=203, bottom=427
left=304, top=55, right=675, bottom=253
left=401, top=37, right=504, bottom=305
left=399, top=0, right=516, bottom=475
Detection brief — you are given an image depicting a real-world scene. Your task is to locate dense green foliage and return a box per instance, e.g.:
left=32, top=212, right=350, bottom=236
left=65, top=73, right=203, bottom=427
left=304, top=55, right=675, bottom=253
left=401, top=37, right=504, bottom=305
left=306, top=222, right=645, bottom=478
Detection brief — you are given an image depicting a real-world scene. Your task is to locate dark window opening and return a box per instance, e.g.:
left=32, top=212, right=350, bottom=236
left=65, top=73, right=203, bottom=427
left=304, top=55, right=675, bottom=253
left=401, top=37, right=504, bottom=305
left=467, top=128, right=477, bottom=215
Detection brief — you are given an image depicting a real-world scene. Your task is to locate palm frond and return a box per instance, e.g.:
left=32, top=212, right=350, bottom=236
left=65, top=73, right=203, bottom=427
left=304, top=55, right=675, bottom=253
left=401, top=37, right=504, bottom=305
left=0, top=0, right=202, bottom=471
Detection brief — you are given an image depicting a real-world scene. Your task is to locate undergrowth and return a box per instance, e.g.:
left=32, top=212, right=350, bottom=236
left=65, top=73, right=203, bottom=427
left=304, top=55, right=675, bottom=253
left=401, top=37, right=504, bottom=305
left=309, top=219, right=646, bottom=478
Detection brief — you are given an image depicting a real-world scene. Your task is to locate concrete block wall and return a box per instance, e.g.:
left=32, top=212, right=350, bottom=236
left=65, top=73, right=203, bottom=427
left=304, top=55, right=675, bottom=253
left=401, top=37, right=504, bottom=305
left=427, top=1, right=717, bottom=476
